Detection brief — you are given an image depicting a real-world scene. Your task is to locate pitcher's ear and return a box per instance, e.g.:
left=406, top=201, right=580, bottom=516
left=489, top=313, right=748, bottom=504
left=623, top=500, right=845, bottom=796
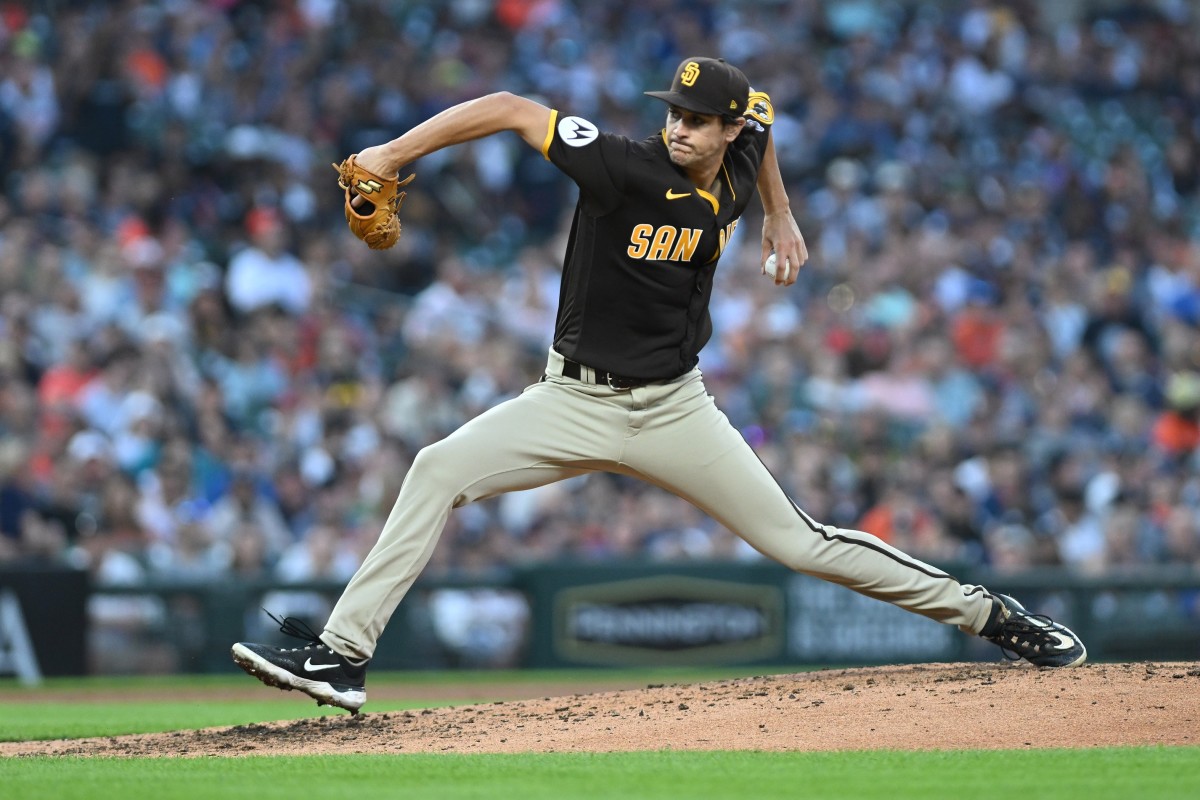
left=725, top=116, right=746, bottom=142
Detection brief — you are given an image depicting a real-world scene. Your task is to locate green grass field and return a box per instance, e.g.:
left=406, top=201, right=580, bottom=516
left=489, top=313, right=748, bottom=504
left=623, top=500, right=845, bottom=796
left=2, top=670, right=1198, bottom=800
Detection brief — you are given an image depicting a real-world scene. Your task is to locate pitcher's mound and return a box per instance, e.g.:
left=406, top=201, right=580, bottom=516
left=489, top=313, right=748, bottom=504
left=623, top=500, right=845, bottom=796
left=6, top=662, right=1198, bottom=756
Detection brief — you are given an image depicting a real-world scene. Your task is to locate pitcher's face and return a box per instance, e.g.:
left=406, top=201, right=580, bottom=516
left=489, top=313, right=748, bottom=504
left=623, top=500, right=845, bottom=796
left=664, top=107, right=743, bottom=171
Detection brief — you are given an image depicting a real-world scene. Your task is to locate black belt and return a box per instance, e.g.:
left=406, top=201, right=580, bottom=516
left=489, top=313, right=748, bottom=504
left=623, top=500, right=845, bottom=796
left=561, top=358, right=647, bottom=390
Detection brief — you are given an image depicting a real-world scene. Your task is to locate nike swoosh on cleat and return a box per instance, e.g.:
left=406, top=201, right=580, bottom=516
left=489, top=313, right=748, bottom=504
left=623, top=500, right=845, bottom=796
left=1047, top=631, right=1076, bottom=651
left=666, top=189, right=691, bottom=200
left=304, top=658, right=340, bottom=672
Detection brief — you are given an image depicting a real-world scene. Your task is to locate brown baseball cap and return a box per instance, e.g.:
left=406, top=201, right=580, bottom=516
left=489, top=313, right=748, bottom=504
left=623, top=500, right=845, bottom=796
left=645, top=57, right=750, bottom=118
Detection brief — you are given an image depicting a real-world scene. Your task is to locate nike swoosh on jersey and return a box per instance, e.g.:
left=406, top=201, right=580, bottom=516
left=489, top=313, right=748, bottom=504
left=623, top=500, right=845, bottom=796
left=304, top=658, right=340, bottom=672
left=666, top=189, right=692, bottom=200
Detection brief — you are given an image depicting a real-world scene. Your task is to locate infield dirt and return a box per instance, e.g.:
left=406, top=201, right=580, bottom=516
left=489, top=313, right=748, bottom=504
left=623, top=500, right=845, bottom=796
left=3, top=661, right=1197, bottom=756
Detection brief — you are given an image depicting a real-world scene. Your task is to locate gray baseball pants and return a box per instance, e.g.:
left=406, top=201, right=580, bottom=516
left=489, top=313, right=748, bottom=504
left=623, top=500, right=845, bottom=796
left=321, top=348, right=995, bottom=659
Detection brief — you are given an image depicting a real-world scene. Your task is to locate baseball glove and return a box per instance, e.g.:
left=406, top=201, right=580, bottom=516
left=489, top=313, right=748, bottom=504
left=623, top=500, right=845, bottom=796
left=332, top=155, right=416, bottom=250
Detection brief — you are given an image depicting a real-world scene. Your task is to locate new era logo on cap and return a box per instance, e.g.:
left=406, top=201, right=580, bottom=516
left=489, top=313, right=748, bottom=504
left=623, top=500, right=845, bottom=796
left=645, top=57, right=750, bottom=118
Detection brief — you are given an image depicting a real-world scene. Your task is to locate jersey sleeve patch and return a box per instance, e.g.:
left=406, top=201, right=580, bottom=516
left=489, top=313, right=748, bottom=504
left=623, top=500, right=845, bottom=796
left=557, top=115, right=600, bottom=147
left=745, top=90, right=774, bottom=130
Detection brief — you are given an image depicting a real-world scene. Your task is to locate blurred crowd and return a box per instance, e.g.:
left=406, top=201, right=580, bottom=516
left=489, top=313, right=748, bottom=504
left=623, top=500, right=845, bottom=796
left=1, top=0, right=1199, bottom=615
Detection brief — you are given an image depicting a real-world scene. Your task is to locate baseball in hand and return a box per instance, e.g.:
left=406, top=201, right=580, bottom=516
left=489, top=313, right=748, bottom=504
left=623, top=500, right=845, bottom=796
left=764, top=252, right=782, bottom=279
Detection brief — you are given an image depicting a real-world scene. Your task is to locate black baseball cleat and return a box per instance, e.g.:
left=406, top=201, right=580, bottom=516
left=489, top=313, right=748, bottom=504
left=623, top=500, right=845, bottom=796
left=981, top=593, right=1087, bottom=668
left=231, top=612, right=369, bottom=714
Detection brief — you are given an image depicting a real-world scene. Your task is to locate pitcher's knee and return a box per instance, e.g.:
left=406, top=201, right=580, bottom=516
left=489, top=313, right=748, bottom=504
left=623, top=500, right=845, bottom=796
left=768, top=530, right=834, bottom=573
left=406, top=442, right=464, bottom=496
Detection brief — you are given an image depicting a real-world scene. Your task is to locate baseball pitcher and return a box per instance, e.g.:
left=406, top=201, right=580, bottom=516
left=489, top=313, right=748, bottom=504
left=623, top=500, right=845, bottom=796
left=232, top=57, right=1086, bottom=713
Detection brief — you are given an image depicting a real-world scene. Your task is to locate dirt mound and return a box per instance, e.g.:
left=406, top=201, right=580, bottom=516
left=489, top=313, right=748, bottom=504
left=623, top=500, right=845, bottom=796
left=5, top=662, right=1198, bottom=757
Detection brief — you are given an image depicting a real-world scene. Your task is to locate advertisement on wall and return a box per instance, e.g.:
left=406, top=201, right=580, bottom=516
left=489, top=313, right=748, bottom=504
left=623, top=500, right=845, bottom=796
left=554, top=574, right=785, bottom=666
left=520, top=565, right=787, bottom=667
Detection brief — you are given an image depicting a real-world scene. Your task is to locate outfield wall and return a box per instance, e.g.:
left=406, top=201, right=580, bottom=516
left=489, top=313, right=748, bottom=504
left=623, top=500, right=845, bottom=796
left=2, top=563, right=1198, bottom=677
